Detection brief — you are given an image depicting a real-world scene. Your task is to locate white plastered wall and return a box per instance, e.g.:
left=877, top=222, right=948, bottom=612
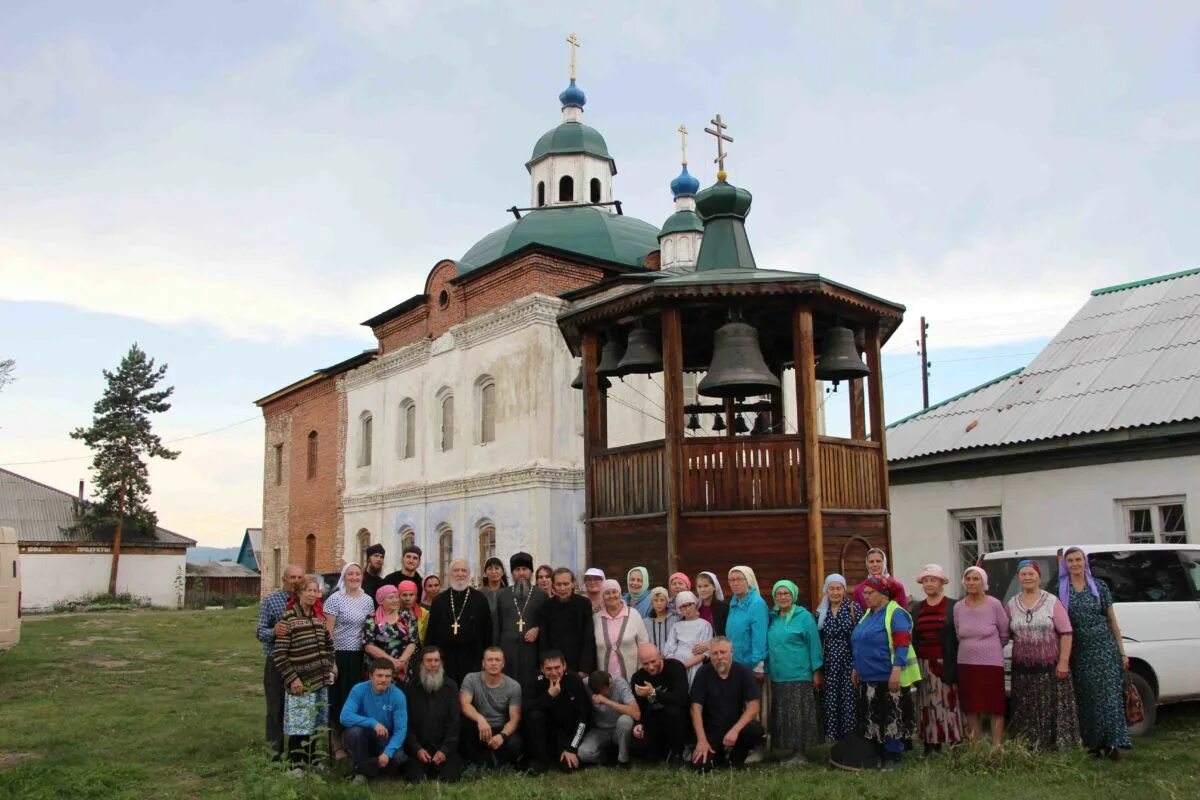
left=18, top=552, right=186, bottom=610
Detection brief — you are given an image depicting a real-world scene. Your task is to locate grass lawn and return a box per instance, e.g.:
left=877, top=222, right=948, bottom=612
left=1, top=606, right=1198, bottom=799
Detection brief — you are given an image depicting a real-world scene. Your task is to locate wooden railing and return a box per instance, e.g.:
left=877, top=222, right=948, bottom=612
left=591, top=440, right=666, bottom=518
left=681, top=435, right=805, bottom=512
left=819, top=436, right=883, bottom=509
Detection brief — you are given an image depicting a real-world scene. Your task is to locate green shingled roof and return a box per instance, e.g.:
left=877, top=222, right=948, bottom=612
left=526, top=122, right=615, bottom=172
left=456, top=206, right=660, bottom=274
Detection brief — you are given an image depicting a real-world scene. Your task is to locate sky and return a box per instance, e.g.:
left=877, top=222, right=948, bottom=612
left=1, top=2, right=1198, bottom=546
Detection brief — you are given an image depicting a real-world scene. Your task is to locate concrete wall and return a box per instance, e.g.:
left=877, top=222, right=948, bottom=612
left=18, top=552, right=187, bottom=610
left=890, top=453, right=1200, bottom=596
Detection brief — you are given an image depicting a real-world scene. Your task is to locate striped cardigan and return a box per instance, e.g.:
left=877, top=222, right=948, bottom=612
left=273, top=605, right=335, bottom=688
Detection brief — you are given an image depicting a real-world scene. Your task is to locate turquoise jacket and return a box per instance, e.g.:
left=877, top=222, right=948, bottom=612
left=726, top=590, right=769, bottom=668
left=766, top=605, right=823, bottom=682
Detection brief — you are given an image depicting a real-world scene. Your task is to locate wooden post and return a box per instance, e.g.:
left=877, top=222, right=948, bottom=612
left=769, top=377, right=785, bottom=434
left=794, top=306, right=822, bottom=607
left=581, top=332, right=603, bottom=567
left=661, top=310, right=685, bottom=575
left=849, top=378, right=866, bottom=440
left=723, top=397, right=735, bottom=436
left=864, top=321, right=892, bottom=559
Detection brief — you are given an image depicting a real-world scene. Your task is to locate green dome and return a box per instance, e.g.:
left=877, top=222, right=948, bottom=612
left=658, top=210, right=704, bottom=238
left=457, top=207, right=660, bottom=274
left=526, top=122, right=615, bottom=173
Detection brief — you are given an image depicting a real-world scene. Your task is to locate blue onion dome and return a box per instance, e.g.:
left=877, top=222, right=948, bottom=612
left=670, top=164, right=700, bottom=199
left=559, top=79, right=587, bottom=109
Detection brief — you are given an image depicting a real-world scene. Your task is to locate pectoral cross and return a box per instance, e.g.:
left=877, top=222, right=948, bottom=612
left=566, top=33, right=580, bottom=81
left=517, top=617, right=526, bottom=633
left=451, top=621, right=460, bottom=635
left=678, top=123, right=689, bottom=166
left=704, top=114, right=733, bottom=180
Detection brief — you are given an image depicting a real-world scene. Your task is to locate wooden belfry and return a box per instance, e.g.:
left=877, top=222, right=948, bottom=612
left=556, top=117, right=905, bottom=606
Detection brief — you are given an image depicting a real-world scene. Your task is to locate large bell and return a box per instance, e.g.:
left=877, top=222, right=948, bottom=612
left=596, top=337, right=627, bottom=378
left=617, top=328, right=662, bottom=374
left=571, top=364, right=611, bottom=391
left=815, top=326, right=870, bottom=383
left=697, top=321, right=781, bottom=399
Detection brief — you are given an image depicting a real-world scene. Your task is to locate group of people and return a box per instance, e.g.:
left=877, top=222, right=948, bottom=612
left=255, top=543, right=1132, bottom=781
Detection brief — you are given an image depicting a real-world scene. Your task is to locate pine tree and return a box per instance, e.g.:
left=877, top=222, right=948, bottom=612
left=70, top=344, right=180, bottom=594
left=0, top=358, right=13, bottom=392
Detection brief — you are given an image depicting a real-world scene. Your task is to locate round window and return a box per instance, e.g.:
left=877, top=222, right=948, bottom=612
left=438, top=289, right=449, bottom=308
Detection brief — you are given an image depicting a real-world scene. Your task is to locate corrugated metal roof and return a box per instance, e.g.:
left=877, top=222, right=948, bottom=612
left=888, top=268, right=1200, bottom=462
left=186, top=561, right=260, bottom=578
left=0, top=467, right=195, bottom=547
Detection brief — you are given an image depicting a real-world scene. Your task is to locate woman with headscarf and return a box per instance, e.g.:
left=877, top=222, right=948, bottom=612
left=816, top=573, right=861, bottom=741
left=909, top=564, right=963, bottom=753
left=853, top=547, right=908, bottom=610
left=362, top=583, right=421, bottom=682
left=666, top=572, right=691, bottom=612
left=324, top=562, right=375, bottom=760
left=725, top=566, right=769, bottom=676
left=850, top=575, right=920, bottom=770
left=766, top=580, right=823, bottom=764
left=1061, top=546, right=1130, bottom=760
left=274, top=576, right=336, bottom=773
left=953, top=565, right=1008, bottom=746
left=479, top=556, right=508, bottom=644
left=644, top=586, right=677, bottom=650
left=663, top=590, right=712, bottom=685
left=1007, top=559, right=1080, bottom=751
left=694, top=571, right=729, bottom=637
left=623, top=566, right=652, bottom=617
left=593, top=578, right=648, bottom=680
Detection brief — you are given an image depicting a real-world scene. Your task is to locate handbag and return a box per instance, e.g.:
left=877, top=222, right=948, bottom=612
left=1123, top=672, right=1145, bottom=725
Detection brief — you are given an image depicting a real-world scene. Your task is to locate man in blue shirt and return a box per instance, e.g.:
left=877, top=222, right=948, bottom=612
left=340, top=658, right=409, bottom=784
left=254, top=564, right=305, bottom=759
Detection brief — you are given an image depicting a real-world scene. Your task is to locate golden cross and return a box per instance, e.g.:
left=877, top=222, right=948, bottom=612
left=567, top=33, right=580, bottom=81
left=517, top=617, right=526, bottom=633
left=704, top=114, right=733, bottom=180
left=678, top=123, right=689, bottom=166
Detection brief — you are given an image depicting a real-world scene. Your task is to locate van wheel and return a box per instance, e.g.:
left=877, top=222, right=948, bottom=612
left=1126, top=670, right=1156, bottom=737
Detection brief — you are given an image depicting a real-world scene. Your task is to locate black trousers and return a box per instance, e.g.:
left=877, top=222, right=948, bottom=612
left=403, top=750, right=466, bottom=783
left=694, top=720, right=765, bottom=771
left=263, top=656, right=285, bottom=756
left=459, top=720, right=523, bottom=767
left=343, top=726, right=403, bottom=778
left=631, top=704, right=689, bottom=761
left=523, top=708, right=580, bottom=772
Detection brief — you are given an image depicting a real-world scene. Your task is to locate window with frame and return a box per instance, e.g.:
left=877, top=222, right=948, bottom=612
left=306, top=431, right=318, bottom=480
left=439, top=394, right=455, bottom=451
left=357, top=529, right=370, bottom=565
left=438, top=528, right=453, bottom=579
left=398, top=399, right=416, bottom=460
left=477, top=377, right=496, bottom=444
left=359, top=412, right=373, bottom=467
left=590, top=178, right=601, bottom=203
left=273, top=444, right=283, bottom=486
left=1120, top=497, right=1188, bottom=544
left=478, top=524, right=496, bottom=577
left=953, top=509, right=1004, bottom=573
left=559, top=175, right=574, bottom=202
left=304, top=534, right=316, bottom=574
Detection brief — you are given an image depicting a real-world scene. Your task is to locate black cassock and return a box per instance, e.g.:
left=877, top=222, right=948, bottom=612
left=496, top=583, right=547, bottom=691
left=539, top=594, right=597, bottom=676
left=425, top=587, right=492, bottom=686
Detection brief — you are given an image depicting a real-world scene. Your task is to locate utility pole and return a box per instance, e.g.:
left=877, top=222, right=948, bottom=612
left=918, top=316, right=931, bottom=409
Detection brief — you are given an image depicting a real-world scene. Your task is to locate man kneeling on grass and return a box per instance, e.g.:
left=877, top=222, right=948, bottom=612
left=339, top=658, right=408, bottom=784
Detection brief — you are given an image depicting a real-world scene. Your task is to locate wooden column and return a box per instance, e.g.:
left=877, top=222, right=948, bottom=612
left=849, top=378, right=866, bottom=440
left=793, top=306, right=823, bottom=607
left=723, top=397, right=735, bottom=436
left=864, top=321, right=892, bottom=558
left=661, top=309, right=685, bottom=574
left=769, top=376, right=785, bottom=433
left=581, top=332, right=603, bottom=566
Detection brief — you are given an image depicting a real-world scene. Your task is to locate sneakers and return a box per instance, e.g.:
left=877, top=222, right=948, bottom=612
left=744, top=746, right=765, bottom=765
left=351, top=774, right=368, bottom=785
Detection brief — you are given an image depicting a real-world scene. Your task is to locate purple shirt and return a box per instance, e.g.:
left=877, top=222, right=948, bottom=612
left=953, top=595, right=1009, bottom=667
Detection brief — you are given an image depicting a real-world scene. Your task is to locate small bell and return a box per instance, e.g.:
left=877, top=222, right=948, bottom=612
left=686, top=413, right=702, bottom=432
left=617, top=327, right=663, bottom=374
left=751, top=412, right=770, bottom=435
left=712, top=413, right=726, bottom=432
left=815, top=325, right=870, bottom=385
left=596, top=337, right=627, bottom=378
left=571, top=364, right=611, bottom=391
left=733, top=414, right=749, bottom=434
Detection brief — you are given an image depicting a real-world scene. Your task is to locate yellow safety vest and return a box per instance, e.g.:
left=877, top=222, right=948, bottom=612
left=860, top=600, right=922, bottom=688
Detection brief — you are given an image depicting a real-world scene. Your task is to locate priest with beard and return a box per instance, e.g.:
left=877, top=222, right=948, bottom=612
left=403, top=647, right=465, bottom=783
left=539, top=567, right=597, bottom=678
left=426, top=559, right=492, bottom=686
left=496, top=552, right=546, bottom=691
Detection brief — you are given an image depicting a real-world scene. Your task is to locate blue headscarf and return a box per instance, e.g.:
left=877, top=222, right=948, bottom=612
left=1058, top=546, right=1100, bottom=609
left=816, top=573, right=847, bottom=629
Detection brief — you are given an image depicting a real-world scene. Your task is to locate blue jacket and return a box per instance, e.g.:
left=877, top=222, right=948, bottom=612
left=850, top=602, right=913, bottom=683
left=339, top=681, right=408, bottom=758
left=725, top=590, right=769, bottom=668
left=766, top=606, right=823, bottom=682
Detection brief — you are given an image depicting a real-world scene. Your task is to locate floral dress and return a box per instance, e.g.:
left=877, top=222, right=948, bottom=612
left=818, top=600, right=861, bottom=741
left=1068, top=583, right=1130, bottom=752
left=1007, top=590, right=1080, bottom=751
left=362, top=609, right=422, bottom=682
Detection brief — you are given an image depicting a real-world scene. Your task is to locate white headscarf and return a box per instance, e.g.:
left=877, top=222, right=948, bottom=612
left=698, top=571, right=725, bottom=603
left=816, top=573, right=847, bottom=629
left=729, top=565, right=759, bottom=594
left=334, top=562, right=363, bottom=595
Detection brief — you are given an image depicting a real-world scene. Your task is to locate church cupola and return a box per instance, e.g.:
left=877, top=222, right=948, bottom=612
left=658, top=124, right=704, bottom=270
left=527, top=34, right=616, bottom=210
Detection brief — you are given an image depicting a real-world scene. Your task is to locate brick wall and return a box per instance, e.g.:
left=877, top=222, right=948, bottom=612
left=260, top=411, right=290, bottom=597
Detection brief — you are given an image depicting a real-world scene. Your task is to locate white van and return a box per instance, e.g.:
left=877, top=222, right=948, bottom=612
left=0, top=527, right=20, bottom=651
left=981, top=544, right=1200, bottom=735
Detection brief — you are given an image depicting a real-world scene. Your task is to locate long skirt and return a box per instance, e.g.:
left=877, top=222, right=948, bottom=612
left=916, top=658, right=964, bottom=745
left=858, top=681, right=916, bottom=748
left=770, top=680, right=821, bottom=753
left=821, top=667, right=857, bottom=741
left=957, top=663, right=1006, bottom=716
left=283, top=686, right=329, bottom=736
left=1009, top=668, right=1082, bottom=751
left=330, top=650, right=363, bottom=731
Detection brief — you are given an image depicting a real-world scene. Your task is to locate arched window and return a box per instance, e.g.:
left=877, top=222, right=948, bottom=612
left=537, top=181, right=546, bottom=207
left=559, top=175, right=573, bottom=202
left=590, top=178, right=601, bottom=203
left=357, top=529, right=371, bottom=565
left=306, top=431, right=318, bottom=480
left=358, top=411, right=373, bottom=467
left=476, top=376, right=496, bottom=444
left=477, top=523, right=496, bottom=579
left=304, top=534, right=316, bottom=574
left=438, top=526, right=454, bottom=580
left=398, top=399, right=416, bottom=459
left=439, top=393, right=455, bottom=452
left=400, top=528, right=415, bottom=553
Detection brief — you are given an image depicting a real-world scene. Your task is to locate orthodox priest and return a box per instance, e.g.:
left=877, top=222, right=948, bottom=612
left=496, top=552, right=546, bottom=691
left=425, top=559, right=492, bottom=686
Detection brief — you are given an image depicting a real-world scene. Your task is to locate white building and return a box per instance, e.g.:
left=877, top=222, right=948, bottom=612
left=887, top=268, right=1200, bottom=591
